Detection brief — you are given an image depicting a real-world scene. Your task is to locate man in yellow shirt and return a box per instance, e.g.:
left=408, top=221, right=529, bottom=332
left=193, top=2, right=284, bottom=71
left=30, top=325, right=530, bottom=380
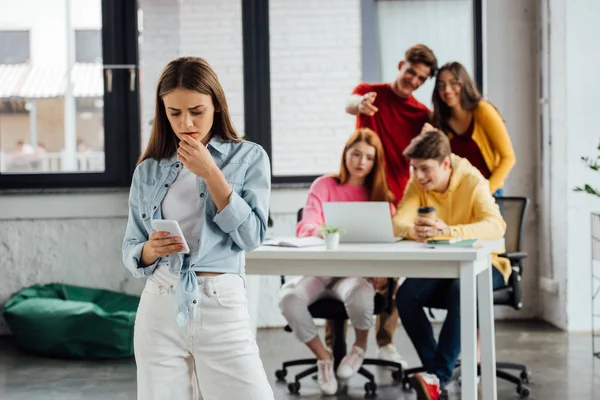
left=392, top=129, right=509, bottom=400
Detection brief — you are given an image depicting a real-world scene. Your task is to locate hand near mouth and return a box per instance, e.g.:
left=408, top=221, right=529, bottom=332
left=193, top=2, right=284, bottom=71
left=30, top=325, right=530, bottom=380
left=177, top=134, right=217, bottom=179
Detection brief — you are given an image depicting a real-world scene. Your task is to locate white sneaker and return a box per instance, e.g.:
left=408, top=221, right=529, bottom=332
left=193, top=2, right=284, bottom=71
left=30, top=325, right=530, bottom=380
left=317, top=358, right=338, bottom=395
left=376, top=343, right=408, bottom=369
left=337, top=345, right=366, bottom=379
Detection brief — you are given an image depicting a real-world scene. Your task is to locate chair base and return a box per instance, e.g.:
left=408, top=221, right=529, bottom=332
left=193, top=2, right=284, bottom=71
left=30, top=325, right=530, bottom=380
left=495, top=362, right=531, bottom=398
left=277, top=315, right=405, bottom=397
left=276, top=357, right=404, bottom=398
left=402, top=361, right=532, bottom=398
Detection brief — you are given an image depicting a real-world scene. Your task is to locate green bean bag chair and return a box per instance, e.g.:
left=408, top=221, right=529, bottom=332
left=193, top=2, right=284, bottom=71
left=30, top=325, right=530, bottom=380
left=3, top=283, right=140, bottom=359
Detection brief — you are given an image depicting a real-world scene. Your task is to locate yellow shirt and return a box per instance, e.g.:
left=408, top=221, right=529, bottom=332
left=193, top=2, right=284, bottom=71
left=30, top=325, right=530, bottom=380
left=393, top=154, right=511, bottom=283
left=470, top=101, right=516, bottom=194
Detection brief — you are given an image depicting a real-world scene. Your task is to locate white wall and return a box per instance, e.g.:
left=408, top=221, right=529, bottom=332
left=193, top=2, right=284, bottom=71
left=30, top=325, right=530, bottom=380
left=484, top=0, right=539, bottom=319
left=562, top=0, right=600, bottom=331
left=534, top=0, right=600, bottom=332
left=537, top=0, right=568, bottom=331
left=563, top=0, right=600, bottom=332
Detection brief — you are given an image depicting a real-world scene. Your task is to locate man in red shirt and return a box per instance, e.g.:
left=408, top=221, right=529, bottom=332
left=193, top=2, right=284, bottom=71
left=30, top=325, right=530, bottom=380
left=325, top=44, right=438, bottom=368
left=347, top=44, right=437, bottom=201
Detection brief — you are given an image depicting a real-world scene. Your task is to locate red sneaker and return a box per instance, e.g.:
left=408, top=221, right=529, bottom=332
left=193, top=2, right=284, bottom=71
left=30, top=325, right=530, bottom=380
left=409, top=372, right=441, bottom=400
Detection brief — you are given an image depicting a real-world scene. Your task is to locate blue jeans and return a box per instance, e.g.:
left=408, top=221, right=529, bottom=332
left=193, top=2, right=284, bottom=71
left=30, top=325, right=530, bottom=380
left=396, top=267, right=505, bottom=386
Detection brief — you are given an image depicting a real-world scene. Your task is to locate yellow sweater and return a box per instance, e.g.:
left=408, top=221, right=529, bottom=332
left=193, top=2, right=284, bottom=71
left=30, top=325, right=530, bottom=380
left=457, top=101, right=516, bottom=194
left=393, top=154, right=511, bottom=283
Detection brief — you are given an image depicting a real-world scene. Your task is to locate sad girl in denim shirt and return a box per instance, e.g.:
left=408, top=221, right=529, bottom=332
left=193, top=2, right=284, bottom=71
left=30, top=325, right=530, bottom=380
left=122, top=56, right=273, bottom=400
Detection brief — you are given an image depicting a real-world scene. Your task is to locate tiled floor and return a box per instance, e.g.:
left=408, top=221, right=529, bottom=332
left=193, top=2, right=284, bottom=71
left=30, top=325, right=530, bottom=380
left=0, top=320, right=598, bottom=399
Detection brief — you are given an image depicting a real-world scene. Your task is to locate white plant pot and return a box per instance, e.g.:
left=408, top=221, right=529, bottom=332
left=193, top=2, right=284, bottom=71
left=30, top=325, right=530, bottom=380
left=324, top=232, right=340, bottom=250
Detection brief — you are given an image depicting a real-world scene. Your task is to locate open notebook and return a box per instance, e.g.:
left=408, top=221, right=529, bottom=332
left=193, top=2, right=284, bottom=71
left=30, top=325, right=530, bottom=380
left=263, top=236, right=325, bottom=248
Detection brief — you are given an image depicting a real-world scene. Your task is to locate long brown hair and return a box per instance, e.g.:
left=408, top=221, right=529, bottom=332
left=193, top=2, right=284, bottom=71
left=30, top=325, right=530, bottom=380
left=431, top=62, right=482, bottom=132
left=138, top=57, right=240, bottom=164
left=331, top=128, right=395, bottom=203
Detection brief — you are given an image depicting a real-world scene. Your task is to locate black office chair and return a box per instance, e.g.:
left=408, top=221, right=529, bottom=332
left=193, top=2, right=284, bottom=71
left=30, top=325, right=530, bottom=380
left=401, top=196, right=532, bottom=398
left=275, top=208, right=404, bottom=398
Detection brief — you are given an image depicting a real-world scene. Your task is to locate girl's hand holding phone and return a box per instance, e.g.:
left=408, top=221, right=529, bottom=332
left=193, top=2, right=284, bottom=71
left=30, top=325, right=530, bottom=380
left=140, top=231, right=184, bottom=266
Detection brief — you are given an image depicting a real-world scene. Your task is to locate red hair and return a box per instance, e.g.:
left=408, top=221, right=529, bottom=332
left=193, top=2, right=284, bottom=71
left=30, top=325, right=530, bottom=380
left=331, top=128, right=395, bottom=203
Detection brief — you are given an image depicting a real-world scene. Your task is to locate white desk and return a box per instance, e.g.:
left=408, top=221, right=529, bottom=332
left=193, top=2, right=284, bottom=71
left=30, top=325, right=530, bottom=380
left=245, top=240, right=502, bottom=400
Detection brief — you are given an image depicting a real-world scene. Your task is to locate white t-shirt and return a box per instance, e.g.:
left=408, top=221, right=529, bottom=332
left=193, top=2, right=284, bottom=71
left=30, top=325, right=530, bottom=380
left=161, top=166, right=203, bottom=253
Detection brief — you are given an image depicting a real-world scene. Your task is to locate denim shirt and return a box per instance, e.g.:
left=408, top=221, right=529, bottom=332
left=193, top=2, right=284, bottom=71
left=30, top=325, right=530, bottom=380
left=122, top=135, right=271, bottom=326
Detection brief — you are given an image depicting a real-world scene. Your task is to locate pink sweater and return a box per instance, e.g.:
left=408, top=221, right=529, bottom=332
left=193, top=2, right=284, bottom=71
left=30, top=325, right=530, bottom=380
left=296, top=176, right=396, bottom=237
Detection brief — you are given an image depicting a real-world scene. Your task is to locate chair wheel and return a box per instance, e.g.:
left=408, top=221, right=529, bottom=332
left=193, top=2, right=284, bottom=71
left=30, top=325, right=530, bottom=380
left=402, top=376, right=412, bottom=391
left=288, top=381, right=300, bottom=394
left=391, top=370, right=402, bottom=382
left=517, top=384, right=531, bottom=398
left=364, top=381, right=377, bottom=397
left=275, top=369, right=287, bottom=381
left=520, top=369, right=531, bottom=384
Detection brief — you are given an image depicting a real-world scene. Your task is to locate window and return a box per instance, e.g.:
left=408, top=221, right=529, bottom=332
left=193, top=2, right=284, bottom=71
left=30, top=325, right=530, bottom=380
left=0, top=0, right=140, bottom=189
left=0, top=30, right=30, bottom=64
left=267, top=1, right=360, bottom=179
left=242, top=0, right=483, bottom=185
left=0, top=31, right=30, bottom=120
left=377, top=0, right=479, bottom=108
left=138, top=1, right=245, bottom=151
left=75, top=29, right=102, bottom=63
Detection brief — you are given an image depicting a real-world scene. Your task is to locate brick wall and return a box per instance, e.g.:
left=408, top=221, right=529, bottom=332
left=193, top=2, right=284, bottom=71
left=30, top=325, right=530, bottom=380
left=179, top=0, right=245, bottom=141
left=140, top=0, right=244, bottom=148
left=140, top=0, right=361, bottom=176
left=269, top=0, right=361, bottom=176
left=139, top=0, right=181, bottom=148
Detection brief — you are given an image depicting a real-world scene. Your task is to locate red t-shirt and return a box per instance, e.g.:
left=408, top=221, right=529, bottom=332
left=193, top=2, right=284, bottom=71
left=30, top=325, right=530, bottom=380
left=448, top=118, right=491, bottom=179
left=352, top=82, right=430, bottom=201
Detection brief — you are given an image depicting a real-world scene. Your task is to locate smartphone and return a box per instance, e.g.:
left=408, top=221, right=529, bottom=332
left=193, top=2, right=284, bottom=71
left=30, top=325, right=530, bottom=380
left=150, top=219, right=190, bottom=254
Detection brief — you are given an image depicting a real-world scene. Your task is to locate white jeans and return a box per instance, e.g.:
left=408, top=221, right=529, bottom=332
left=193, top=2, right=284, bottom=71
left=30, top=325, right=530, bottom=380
left=279, top=276, right=375, bottom=343
left=134, top=266, right=274, bottom=400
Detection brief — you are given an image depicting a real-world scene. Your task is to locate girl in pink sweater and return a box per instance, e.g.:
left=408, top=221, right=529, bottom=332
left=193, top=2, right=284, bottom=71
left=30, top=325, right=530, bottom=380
left=279, top=128, right=395, bottom=395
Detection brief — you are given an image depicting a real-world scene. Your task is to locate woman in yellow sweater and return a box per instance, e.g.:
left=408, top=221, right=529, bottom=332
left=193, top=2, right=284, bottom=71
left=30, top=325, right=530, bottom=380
left=431, top=61, right=515, bottom=196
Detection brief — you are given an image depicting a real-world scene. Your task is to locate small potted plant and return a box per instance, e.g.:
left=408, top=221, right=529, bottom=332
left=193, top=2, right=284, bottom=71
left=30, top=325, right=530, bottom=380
left=319, top=224, right=343, bottom=250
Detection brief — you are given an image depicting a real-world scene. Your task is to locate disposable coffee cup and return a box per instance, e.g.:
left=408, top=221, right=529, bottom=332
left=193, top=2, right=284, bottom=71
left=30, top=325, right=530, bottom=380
left=417, top=206, right=436, bottom=220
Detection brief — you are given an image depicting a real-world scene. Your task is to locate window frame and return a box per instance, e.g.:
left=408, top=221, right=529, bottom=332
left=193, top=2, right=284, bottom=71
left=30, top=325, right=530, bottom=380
left=74, top=29, right=103, bottom=64
left=0, top=0, right=140, bottom=190
left=0, top=30, right=30, bottom=64
left=241, top=0, right=484, bottom=186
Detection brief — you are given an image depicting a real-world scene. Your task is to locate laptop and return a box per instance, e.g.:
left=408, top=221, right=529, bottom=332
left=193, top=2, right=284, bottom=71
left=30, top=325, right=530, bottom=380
left=322, top=202, right=403, bottom=243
